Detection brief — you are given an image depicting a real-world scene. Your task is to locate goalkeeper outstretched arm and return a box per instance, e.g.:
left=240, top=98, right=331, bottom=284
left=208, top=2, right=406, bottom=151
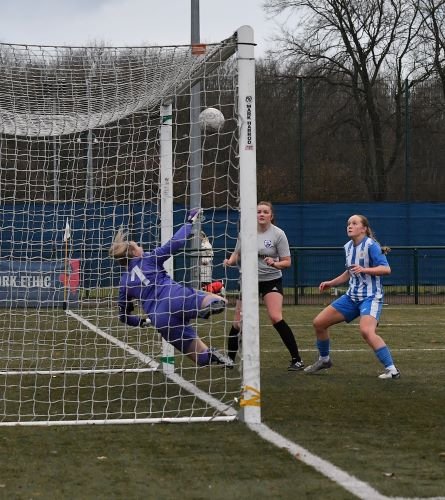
left=153, top=218, right=196, bottom=263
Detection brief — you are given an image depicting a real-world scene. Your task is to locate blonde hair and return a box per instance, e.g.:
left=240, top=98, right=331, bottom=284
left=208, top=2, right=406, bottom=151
left=109, top=228, right=130, bottom=265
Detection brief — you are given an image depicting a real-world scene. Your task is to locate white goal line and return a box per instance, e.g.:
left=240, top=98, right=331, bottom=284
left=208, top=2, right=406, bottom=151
left=66, top=309, right=238, bottom=421
left=0, top=368, right=157, bottom=376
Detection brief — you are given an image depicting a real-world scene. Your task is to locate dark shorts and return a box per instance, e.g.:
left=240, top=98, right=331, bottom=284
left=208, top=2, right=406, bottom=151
left=258, top=278, right=283, bottom=298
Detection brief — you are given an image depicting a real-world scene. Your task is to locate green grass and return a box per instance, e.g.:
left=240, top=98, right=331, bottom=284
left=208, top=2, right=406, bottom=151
left=261, top=305, right=445, bottom=498
left=0, top=305, right=444, bottom=499
left=0, top=308, right=242, bottom=421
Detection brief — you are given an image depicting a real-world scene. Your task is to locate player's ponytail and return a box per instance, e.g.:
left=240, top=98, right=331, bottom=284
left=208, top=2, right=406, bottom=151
left=109, top=228, right=130, bottom=265
left=358, top=215, right=391, bottom=255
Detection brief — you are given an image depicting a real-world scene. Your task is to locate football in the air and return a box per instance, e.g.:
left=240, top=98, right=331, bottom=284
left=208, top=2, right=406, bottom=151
left=199, top=107, right=225, bottom=132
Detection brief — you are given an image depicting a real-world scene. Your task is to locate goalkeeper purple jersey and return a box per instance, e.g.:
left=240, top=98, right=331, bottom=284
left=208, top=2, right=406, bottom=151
left=117, top=222, right=205, bottom=328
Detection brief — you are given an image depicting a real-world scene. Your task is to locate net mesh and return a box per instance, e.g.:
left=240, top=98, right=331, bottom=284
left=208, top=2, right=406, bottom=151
left=0, top=39, right=242, bottom=424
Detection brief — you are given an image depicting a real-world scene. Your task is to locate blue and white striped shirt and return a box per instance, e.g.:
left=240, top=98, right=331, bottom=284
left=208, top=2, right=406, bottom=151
left=344, top=237, right=389, bottom=301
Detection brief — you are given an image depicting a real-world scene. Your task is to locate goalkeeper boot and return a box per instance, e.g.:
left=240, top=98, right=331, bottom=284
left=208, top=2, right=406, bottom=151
left=198, top=299, right=226, bottom=319
left=378, top=368, right=400, bottom=379
left=304, top=358, right=332, bottom=374
left=209, top=348, right=234, bottom=369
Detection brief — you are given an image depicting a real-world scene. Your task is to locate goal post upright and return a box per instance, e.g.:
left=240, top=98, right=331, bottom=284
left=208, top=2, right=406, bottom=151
left=237, top=25, right=261, bottom=424
left=159, top=102, right=175, bottom=374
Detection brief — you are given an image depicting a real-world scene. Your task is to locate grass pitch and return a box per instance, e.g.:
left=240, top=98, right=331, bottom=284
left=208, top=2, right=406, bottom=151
left=261, top=305, right=445, bottom=499
left=0, top=305, right=444, bottom=499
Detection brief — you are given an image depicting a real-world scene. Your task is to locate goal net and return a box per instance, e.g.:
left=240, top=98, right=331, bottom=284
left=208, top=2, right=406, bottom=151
left=0, top=27, right=260, bottom=425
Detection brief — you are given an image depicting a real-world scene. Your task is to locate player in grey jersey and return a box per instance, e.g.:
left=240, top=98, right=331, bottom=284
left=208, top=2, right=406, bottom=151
left=224, top=201, right=304, bottom=371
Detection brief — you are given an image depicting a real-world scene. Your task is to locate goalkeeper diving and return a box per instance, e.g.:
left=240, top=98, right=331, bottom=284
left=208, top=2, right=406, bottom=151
left=109, top=209, right=232, bottom=368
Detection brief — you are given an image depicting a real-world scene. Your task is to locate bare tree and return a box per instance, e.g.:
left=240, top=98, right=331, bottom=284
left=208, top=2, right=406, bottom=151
left=263, top=0, right=425, bottom=200
left=418, top=0, right=445, bottom=97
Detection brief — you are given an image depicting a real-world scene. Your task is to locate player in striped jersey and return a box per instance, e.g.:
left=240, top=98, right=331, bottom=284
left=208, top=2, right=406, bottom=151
left=305, top=214, right=400, bottom=379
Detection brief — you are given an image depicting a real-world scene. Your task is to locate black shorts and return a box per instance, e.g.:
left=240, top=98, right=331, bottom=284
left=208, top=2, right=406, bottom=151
left=258, top=278, right=283, bottom=298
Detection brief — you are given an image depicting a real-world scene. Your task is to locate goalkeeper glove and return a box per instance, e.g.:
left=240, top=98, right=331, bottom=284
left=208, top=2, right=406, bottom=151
left=187, top=208, right=202, bottom=224
left=118, top=302, right=135, bottom=316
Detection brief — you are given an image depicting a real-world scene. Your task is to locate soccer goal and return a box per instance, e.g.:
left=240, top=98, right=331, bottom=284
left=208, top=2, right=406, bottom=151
left=0, top=26, right=260, bottom=425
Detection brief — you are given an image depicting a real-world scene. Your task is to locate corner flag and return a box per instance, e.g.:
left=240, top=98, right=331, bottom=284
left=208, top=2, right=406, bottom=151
left=63, top=219, right=71, bottom=242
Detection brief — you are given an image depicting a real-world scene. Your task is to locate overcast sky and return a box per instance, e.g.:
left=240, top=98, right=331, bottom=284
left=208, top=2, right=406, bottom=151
left=0, top=0, right=283, bottom=56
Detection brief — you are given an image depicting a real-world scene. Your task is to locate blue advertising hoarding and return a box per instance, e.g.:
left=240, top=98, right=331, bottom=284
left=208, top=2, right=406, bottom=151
left=0, top=259, right=79, bottom=308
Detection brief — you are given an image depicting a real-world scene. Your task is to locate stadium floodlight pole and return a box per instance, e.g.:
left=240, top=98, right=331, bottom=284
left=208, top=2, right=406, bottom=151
left=85, top=54, right=101, bottom=204
left=159, top=103, right=175, bottom=375
left=85, top=77, right=95, bottom=204
left=86, top=127, right=94, bottom=203
left=189, top=0, right=202, bottom=288
left=53, top=132, right=59, bottom=202
left=77, top=127, right=97, bottom=204
left=52, top=96, right=59, bottom=202
left=237, top=26, right=261, bottom=425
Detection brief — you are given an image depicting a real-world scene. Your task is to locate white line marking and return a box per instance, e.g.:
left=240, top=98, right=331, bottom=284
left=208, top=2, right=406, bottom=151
left=247, top=422, right=389, bottom=500
left=66, top=310, right=237, bottom=419
left=0, top=368, right=157, bottom=376
left=272, top=323, right=445, bottom=328
left=385, top=306, right=445, bottom=310
left=67, top=313, right=445, bottom=498
left=247, top=422, right=445, bottom=500
left=0, top=416, right=237, bottom=427
left=262, top=348, right=445, bottom=353
left=66, top=310, right=160, bottom=370
left=320, top=348, right=445, bottom=352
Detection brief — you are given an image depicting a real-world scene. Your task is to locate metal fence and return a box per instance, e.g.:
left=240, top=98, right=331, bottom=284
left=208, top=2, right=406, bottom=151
left=286, top=246, right=445, bottom=305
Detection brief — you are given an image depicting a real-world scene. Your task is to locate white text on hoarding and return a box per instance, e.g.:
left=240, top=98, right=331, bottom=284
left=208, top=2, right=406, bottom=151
left=0, top=275, right=52, bottom=288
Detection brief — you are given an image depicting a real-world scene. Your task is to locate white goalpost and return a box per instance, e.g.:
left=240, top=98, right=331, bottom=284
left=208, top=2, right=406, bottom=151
left=0, top=26, right=259, bottom=425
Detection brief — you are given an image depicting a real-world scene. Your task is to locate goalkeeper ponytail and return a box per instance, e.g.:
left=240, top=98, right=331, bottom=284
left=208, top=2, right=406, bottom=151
left=109, top=228, right=130, bottom=265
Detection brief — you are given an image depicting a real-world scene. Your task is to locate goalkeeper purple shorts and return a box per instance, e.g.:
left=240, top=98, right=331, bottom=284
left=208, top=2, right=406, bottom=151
left=149, top=288, right=208, bottom=353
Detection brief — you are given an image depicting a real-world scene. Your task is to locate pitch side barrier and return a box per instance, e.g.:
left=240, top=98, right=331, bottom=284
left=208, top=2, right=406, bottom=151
left=0, top=247, right=443, bottom=307
left=73, top=245, right=445, bottom=304
left=0, top=259, right=80, bottom=308
left=289, top=246, right=445, bottom=305
left=170, top=246, right=445, bottom=306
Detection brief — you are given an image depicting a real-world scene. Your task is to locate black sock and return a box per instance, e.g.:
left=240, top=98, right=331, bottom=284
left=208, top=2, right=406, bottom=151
left=227, top=326, right=241, bottom=361
left=273, top=319, right=301, bottom=361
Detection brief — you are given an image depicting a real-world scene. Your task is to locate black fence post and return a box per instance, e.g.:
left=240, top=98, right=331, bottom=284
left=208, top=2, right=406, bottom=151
left=414, top=248, right=419, bottom=305
left=293, top=248, right=299, bottom=305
